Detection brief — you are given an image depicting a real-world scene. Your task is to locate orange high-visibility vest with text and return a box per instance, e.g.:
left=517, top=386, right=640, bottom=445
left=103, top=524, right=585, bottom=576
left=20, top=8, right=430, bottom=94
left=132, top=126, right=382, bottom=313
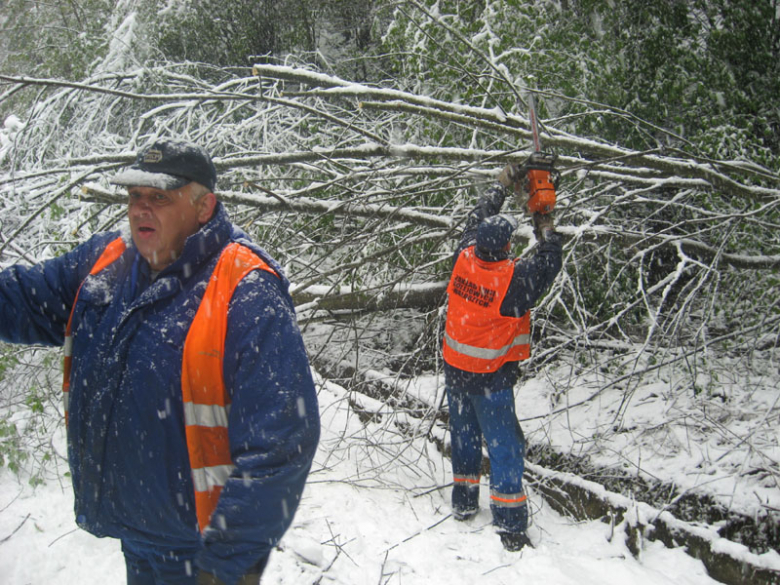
left=443, top=246, right=530, bottom=373
left=63, top=238, right=277, bottom=532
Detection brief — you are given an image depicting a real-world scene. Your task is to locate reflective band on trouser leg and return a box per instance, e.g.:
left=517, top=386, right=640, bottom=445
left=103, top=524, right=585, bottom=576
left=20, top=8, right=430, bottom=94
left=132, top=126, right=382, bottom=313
left=490, top=489, right=528, bottom=508
left=452, top=473, right=480, bottom=516
left=453, top=473, right=480, bottom=487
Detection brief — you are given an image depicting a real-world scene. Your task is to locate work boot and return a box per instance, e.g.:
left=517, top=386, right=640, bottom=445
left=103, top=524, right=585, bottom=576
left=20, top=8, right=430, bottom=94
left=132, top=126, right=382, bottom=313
left=499, top=531, right=533, bottom=551
left=453, top=508, right=478, bottom=522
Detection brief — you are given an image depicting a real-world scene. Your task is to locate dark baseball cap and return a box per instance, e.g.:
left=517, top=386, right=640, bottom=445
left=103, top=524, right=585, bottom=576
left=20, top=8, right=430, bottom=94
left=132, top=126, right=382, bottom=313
left=111, top=139, right=217, bottom=192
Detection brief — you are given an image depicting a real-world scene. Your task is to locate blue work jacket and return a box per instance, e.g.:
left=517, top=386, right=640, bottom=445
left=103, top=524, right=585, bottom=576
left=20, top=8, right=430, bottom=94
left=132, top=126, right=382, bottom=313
left=0, top=203, right=320, bottom=582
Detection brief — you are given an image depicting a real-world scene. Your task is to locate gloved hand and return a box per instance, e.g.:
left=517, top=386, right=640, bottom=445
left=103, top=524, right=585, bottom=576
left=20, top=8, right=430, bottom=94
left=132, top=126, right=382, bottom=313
left=497, top=164, right=530, bottom=210
left=497, top=163, right=522, bottom=190
left=198, top=571, right=261, bottom=585
left=533, top=212, right=555, bottom=242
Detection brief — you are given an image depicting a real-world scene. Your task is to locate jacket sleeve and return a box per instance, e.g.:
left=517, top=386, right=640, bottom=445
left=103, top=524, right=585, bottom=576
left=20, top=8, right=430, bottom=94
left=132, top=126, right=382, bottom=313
left=197, top=269, right=320, bottom=584
left=501, top=233, right=563, bottom=318
left=454, top=184, right=508, bottom=260
left=0, top=233, right=117, bottom=346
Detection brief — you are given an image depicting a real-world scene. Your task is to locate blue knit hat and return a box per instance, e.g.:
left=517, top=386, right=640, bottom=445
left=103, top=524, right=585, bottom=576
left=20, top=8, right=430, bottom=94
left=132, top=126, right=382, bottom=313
left=476, top=214, right=518, bottom=251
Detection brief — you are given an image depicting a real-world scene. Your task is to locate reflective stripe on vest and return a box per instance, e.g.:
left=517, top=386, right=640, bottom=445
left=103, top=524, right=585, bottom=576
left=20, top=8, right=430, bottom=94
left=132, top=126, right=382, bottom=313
left=62, top=237, right=127, bottom=423
left=443, top=246, right=530, bottom=373
left=443, top=331, right=530, bottom=361
left=62, top=238, right=277, bottom=533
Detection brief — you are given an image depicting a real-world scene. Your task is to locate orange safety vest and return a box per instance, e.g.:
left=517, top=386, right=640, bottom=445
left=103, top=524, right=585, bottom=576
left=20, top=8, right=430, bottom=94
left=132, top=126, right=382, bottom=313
left=443, top=246, right=530, bottom=373
left=63, top=238, right=277, bottom=532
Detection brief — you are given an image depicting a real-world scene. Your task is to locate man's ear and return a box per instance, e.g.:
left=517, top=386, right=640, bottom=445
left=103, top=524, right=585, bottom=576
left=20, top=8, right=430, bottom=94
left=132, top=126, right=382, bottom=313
left=197, top=192, right=217, bottom=224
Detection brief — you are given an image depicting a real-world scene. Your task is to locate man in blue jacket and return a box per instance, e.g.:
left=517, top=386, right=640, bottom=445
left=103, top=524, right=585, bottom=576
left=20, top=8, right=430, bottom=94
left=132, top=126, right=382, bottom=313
left=0, top=139, right=320, bottom=584
left=442, top=165, right=562, bottom=551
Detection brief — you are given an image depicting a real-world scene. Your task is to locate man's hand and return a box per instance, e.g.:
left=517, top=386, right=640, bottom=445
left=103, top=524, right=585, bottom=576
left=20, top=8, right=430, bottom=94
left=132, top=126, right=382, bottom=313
left=497, top=164, right=530, bottom=209
left=533, top=212, right=555, bottom=242
left=497, top=163, right=522, bottom=190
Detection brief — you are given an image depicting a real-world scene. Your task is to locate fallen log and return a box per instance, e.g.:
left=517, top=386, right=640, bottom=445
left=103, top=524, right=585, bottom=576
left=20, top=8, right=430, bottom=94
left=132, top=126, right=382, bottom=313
left=312, top=354, right=780, bottom=585
left=527, top=463, right=780, bottom=585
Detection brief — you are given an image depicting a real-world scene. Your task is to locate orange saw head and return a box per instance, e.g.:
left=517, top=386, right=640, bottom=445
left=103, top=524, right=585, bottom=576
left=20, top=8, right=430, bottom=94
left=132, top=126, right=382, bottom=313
left=521, top=152, right=559, bottom=215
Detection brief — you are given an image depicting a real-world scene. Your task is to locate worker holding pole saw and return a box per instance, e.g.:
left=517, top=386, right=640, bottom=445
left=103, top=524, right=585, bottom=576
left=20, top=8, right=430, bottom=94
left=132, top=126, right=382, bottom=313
left=442, top=94, right=563, bottom=551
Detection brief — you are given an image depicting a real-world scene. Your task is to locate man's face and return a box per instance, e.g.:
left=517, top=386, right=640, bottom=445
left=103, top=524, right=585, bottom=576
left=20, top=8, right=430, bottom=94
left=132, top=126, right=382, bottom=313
left=127, top=183, right=214, bottom=271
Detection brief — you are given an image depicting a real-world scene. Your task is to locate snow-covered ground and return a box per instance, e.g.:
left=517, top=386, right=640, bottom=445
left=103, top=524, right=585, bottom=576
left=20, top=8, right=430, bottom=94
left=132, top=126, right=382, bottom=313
left=5, top=362, right=774, bottom=584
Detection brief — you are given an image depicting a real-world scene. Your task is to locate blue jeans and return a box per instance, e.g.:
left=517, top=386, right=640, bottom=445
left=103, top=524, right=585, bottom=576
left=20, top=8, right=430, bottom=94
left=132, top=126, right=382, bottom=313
left=447, top=387, right=527, bottom=533
left=123, top=540, right=199, bottom=585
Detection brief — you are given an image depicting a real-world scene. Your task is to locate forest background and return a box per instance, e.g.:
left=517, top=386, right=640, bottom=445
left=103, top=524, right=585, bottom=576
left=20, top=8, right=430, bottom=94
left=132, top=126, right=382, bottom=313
left=0, top=1, right=779, bottom=583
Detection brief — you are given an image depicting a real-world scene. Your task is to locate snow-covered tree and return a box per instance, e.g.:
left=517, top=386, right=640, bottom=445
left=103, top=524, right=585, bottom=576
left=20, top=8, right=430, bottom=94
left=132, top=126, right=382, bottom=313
left=1, top=0, right=778, bottom=563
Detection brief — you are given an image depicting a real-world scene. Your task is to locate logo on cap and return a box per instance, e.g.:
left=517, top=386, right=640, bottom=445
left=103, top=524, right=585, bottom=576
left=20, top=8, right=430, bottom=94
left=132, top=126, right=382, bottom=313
left=143, top=149, right=164, bottom=164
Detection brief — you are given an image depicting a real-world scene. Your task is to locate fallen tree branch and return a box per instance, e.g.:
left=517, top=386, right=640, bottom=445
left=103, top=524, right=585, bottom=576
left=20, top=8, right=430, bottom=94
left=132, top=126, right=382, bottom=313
left=78, top=184, right=780, bottom=275
left=0, top=73, right=259, bottom=102
left=0, top=513, right=30, bottom=545
left=252, top=64, right=780, bottom=202
left=293, top=281, right=447, bottom=313
left=80, top=184, right=453, bottom=229
left=322, top=360, right=780, bottom=585
left=527, top=463, right=780, bottom=585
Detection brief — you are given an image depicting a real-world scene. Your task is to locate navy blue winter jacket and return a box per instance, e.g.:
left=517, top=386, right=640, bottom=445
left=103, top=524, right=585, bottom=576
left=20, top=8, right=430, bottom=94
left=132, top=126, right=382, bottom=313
left=0, top=203, right=320, bottom=583
left=444, top=185, right=563, bottom=393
